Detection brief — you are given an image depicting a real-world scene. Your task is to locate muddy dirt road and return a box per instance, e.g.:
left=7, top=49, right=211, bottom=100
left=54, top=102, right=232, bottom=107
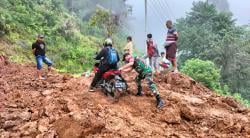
left=0, top=60, right=249, bottom=138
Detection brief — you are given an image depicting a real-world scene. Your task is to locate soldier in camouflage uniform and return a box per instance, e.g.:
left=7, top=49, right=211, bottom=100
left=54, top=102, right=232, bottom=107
left=119, top=53, right=164, bottom=109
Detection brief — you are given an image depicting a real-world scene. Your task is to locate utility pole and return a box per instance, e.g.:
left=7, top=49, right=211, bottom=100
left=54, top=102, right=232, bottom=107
left=145, top=0, right=148, bottom=36
left=145, top=0, right=148, bottom=54
left=71, top=0, right=73, bottom=15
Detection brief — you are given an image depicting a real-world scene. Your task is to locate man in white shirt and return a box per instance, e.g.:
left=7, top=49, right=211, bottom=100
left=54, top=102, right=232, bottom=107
left=159, top=52, right=170, bottom=72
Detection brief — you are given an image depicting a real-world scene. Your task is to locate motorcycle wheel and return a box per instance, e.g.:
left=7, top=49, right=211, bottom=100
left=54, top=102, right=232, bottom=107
left=109, top=79, right=120, bottom=99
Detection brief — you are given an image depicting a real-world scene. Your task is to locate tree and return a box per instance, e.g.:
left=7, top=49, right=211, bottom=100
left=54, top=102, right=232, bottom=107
left=181, top=59, right=221, bottom=91
left=89, top=7, right=121, bottom=37
left=176, top=1, right=250, bottom=100
left=176, top=1, right=236, bottom=65
left=64, top=0, right=129, bottom=21
left=208, top=0, right=230, bottom=13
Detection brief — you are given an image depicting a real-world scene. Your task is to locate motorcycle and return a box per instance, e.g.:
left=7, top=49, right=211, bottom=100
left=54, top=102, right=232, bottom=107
left=93, top=60, right=128, bottom=98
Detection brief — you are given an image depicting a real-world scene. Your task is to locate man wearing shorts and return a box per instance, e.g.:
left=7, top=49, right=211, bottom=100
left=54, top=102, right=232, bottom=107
left=165, top=20, right=179, bottom=73
left=32, top=34, right=52, bottom=79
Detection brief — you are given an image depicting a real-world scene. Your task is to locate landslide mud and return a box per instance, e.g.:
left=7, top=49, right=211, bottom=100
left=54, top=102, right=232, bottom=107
left=0, top=59, right=249, bottom=138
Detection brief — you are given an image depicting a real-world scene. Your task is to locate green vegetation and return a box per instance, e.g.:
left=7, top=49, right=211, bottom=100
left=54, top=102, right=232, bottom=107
left=0, top=0, right=128, bottom=74
left=177, top=1, right=250, bottom=106
left=181, top=59, right=221, bottom=91
left=181, top=58, right=250, bottom=107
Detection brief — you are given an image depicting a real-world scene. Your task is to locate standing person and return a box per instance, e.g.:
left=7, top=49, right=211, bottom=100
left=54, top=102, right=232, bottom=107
left=119, top=53, right=164, bottom=109
left=124, top=36, right=133, bottom=55
left=146, top=33, right=159, bottom=73
left=32, top=34, right=53, bottom=79
left=89, top=38, right=120, bottom=92
left=165, top=20, right=179, bottom=73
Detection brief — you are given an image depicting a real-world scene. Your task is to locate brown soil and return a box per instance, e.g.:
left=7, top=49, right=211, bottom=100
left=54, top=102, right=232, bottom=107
left=0, top=58, right=250, bottom=138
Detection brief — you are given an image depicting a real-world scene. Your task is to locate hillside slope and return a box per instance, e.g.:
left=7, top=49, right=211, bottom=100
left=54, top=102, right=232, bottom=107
left=0, top=59, right=250, bottom=138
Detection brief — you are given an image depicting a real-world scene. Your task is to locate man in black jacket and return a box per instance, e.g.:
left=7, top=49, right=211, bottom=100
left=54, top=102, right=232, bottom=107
left=32, top=34, right=53, bottom=79
left=89, top=38, right=120, bottom=92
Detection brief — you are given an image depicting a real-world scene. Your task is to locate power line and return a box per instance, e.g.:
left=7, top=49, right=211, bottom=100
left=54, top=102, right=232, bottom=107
left=148, top=1, right=166, bottom=24
left=151, top=0, right=169, bottom=21
left=147, top=1, right=166, bottom=26
left=145, top=0, right=148, bottom=35
left=157, top=0, right=172, bottom=20
left=155, top=0, right=170, bottom=20
left=162, top=0, right=176, bottom=20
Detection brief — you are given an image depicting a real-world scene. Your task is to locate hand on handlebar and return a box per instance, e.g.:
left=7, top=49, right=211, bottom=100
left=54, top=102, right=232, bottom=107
left=118, top=68, right=122, bottom=73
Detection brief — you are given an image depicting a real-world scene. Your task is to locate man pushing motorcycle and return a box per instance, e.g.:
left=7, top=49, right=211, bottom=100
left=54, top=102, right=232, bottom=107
left=89, top=38, right=120, bottom=92
left=119, top=53, right=164, bottom=109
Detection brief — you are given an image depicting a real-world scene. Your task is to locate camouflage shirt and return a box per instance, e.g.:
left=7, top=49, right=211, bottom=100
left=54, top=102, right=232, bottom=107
left=133, top=58, right=152, bottom=76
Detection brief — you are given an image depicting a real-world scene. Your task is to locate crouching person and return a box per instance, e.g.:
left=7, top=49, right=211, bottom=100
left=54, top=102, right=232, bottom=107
left=159, top=52, right=171, bottom=72
left=119, top=53, right=164, bottom=109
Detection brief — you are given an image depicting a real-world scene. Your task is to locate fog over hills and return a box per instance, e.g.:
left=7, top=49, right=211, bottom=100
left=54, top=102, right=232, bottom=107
left=126, top=0, right=250, bottom=51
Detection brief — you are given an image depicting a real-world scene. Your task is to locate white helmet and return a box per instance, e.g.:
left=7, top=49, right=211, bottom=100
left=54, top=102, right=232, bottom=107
left=104, top=38, right=112, bottom=46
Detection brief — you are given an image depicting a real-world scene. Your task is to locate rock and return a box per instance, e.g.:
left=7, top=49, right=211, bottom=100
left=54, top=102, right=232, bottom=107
left=201, top=127, right=209, bottom=133
left=168, top=93, right=182, bottom=103
left=38, top=118, right=49, bottom=133
left=161, top=108, right=181, bottom=124
left=44, top=105, right=55, bottom=117
left=71, top=110, right=92, bottom=122
left=180, top=104, right=203, bottom=121
left=35, top=134, right=43, bottom=138
left=49, top=116, right=56, bottom=124
left=232, top=123, right=243, bottom=133
left=244, top=124, right=250, bottom=135
left=54, top=117, right=83, bottom=138
left=83, top=121, right=105, bottom=136
left=9, top=132, right=21, bottom=138
left=221, top=97, right=239, bottom=108
left=237, top=106, right=248, bottom=113
left=18, top=121, right=37, bottom=136
left=3, top=121, right=19, bottom=129
left=19, top=111, right=32, bottom=121
left=43, top=130, right=58, bottom=138
left=38, top=108, right=46, bottom=117
left=6, top=103, right=18, bottom=108
left=179, top=78, right=192, bottom=88
left=215, top=116, right=234, bottom=131
left=61, top=104, right=70, bottom=113
left=66, top=102, right=80, bottom=113
left=1, top=113, right=19, bottom=121
left=31, top=111, right=39, bottom=121
left=35, top=130, right=57, bottom=138
left=20, top=136, right=33, bottom=138
left=185, top=96, right=205, bottom=106
left=0, top=131, right=10, bottom=138
left=41, top=90, right=53, bottom=96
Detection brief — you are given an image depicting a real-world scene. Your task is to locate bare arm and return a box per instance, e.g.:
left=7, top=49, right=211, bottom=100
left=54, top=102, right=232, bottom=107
left=32, top=43, right=36, bottom=55
left=119, top=61, right=134, bottom=71
left=122, top=66, right=133, bottom=72
left=32, top=48, right=36, bottom=55
left=174, top=31, right=179, bottom=40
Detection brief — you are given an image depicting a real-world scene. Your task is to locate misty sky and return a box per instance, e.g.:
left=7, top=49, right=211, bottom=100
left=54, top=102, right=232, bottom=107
left=125, top=0, right=250, bottom=52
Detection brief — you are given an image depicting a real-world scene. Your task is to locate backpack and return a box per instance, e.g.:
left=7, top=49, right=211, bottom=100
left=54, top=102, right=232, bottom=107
left=147, top=40, right=155, bottom=57
left=107, top=47, right=118, bottom=64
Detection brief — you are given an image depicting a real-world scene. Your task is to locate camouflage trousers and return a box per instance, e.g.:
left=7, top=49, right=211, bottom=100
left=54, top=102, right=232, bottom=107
left=135, top=73, right=159, bottom=95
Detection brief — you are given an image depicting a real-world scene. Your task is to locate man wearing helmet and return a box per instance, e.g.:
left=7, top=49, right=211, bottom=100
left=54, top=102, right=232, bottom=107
left=89, top=38, right=120, bottom=92
left=119, top=53, right=164, bottom=109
